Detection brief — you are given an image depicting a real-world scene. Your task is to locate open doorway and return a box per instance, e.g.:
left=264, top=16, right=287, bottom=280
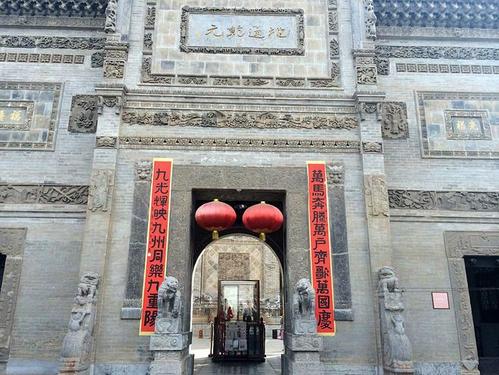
left=464, top=256, right=499, bottom=374
left=190, top=234, right=284, bottom=372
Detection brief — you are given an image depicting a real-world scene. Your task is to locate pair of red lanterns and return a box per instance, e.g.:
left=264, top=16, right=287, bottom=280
left=195, top=199, right=283, bottom=241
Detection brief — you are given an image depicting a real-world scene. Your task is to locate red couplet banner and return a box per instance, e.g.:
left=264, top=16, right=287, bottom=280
left=139, top=158, right=173, bottom=335
left=306, top=161, right=336, bottom=335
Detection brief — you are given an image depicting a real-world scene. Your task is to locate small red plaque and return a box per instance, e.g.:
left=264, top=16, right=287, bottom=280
left=432, top=292, right=450, bottom=309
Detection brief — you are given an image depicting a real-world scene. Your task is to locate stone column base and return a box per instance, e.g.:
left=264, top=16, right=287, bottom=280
left=149, top=332, right=193, bottom=375
left=282, top=333, right=324, bottom=375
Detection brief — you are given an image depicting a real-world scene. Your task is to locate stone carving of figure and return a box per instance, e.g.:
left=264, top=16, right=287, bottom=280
left=104, top=0, right=118, bottom=34
left=365, top=0, right=377, bottom=40
left=89, top=170, right=110, bottom=212
left=292, top=278, right=316, bottom=334
left=155, top=276, right=182, bottom=333
left=378, top=266, right=414, bottom=373
left=60, top=272, right=100, bottom=371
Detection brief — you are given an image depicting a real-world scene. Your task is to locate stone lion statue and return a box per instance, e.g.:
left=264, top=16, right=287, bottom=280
left=156, top=276, right=182, bottom=333
left=378, top=266, right=399, bottom=293
left=294, top=278, right=315, bottom=320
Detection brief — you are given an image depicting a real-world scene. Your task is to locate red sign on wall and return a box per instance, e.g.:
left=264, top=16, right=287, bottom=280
left=140, top=158, right=173, bottom=335
left=306, top=161, right=336, bottom=336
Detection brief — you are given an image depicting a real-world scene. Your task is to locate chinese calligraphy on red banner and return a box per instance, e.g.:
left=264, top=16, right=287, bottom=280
left=140, top=159, right=173, bottom=335
left=307, top=162, right=335, bottom=335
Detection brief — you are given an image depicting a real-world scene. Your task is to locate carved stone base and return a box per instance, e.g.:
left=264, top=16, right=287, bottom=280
left=149, top=332, right=193, bottom=375
left=59, top=358, right=90, bottom=375
left=282, top=333, right=324, bottom=374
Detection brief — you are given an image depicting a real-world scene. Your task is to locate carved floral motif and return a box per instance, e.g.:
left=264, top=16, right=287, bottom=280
left=68, top=95, right=99, bottom=133
left=381, top=102, right=408, bottom=139
left=0, top=35, right=105, bottom=49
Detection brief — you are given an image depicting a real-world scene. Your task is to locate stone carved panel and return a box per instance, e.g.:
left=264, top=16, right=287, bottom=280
left=389, top=190, right=499, bottom=212
left=88, top=170, right=113, bottom=212
left=122, top=109, right=358, bottom=130
left=68, top=95, right=99, bottom=134
left=381, top=102, right=408, bottom=139
left=218, top=253, right=250, bottom=280
left=416, top=92, right=499, bottom=159
left=0, top=81, right=62, bottom=150
left=365, top=175, right=389, bottom=217
left=0, top=101, right=33, bottom=130
left=444, top=231, right=499, bottom=374
left=95, top=136, right=117, bottom=148
left=444, top=110, right=491, bottom=140
left=180, top=7, right=305, bottom=56
left=395, top=63, right=499, bottom=75
left=376, top=45, right=499, bottom=61
left=0, top=228, right=26, bottom=363
left=357, top=66, right=377, bottom=85
left=0, top=184, right=89, bottom=205
left=0, top=35, right=105, bottom=50
left=362, top=141, right=383, bottom=153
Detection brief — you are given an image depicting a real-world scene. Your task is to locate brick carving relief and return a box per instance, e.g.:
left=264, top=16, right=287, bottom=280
left=0, top=81, right=62, bottom=150
left=364, top=0, right=376, bottom=40
left=218, top=253, right=250, bottom=280
left=103, top=42, right=128, bottom=79
left=95, top=136, right=117, bottom=148
left=388, top=190, right=499, bottom=212
left=0, top=52, right=84, bottom=64
left=68, top=95, right=99, bottom=133
left=121, top=109, right=358, bottom=130
left=376, top=45, right=499, bottom=75
left=380, top=102, right=408, bottom=139
left=88, top=170, right=113, bottom=212
left=416, top=92, right=499, bottom=159
left=362, top=142, right=383, bottom=153
left=119, top=136, right=360, bottom=153
left=0, top=228, right=26, bottom=363
left=365, top=175, right=389, bottom=217
left=396, top=63, right=499, bottom=75
left=104, top=0, right=117, bottom=33
left=444, top=231, right=499, bottom=374
left=0, top=35, right=105, bottom=49
left=0, top=184, right=89, bottom=205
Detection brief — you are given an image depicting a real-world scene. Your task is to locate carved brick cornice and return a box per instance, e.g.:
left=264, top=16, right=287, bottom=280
left=121, top=109, right=359, bottom=130
left=0, top=16, right=105, bottom=29
left=119, top=136, right=360, bottom=152
left=374, top=0, right=498, bottom=30
left=388, top=190, right=499, bottom=212
left=0, top=184, right=89, bottom=205
left=376, top=45, right=499, bottom=61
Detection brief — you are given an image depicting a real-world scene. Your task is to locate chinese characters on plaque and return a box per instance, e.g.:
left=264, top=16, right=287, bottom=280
left=140, top=159, right=173, bottom=335
left=205, top=24, right=289, bottom=40
left=180, top=7, right=304, bottom=55
left=307, top=162, right=336, bottom=335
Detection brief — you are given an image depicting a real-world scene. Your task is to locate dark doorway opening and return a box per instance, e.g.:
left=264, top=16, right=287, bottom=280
left=464, top=256, right=499, bottom=374
left=0, top=253, right=6, bottom=293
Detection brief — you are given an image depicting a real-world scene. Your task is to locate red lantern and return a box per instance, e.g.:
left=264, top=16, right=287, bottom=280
left=242, top=201, right=283, bottom=241
left=195, top=199, right=236, bottom=240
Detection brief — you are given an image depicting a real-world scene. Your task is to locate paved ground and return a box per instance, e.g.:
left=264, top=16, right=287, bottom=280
left=191, top=338, right=283, bottom=374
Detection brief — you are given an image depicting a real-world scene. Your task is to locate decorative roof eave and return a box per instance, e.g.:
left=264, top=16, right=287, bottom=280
left=374, top=0, right=498, bottom=31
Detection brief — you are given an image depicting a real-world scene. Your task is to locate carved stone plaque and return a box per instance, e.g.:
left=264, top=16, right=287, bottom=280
left=180, top=7, right=305, bottom=55
left=0, top=101, right=33, bottom=130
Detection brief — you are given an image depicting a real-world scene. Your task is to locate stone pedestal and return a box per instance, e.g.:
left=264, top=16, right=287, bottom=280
left=149, top=332, right=193, bottom=375
left=282, top=333, right=324, bottom=375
